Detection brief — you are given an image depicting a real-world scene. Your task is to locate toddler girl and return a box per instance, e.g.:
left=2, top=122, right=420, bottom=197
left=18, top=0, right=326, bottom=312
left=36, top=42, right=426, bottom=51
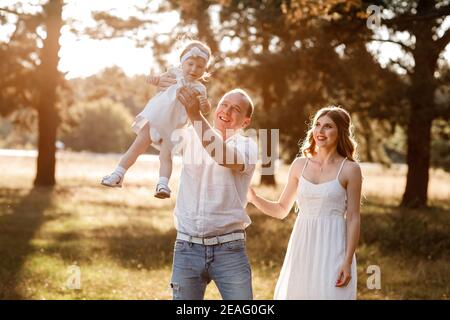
left=101, top=40, right=212, bottom=199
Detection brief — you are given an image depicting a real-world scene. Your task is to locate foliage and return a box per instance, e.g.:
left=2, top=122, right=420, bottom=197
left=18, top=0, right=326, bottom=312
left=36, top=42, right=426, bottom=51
left=60, top=98, right=135, bottom=153
left=431, top=119, right=450, bottom=172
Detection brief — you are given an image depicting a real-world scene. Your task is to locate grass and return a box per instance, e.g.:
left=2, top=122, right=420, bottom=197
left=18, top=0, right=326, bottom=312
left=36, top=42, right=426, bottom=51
left=0, top=151, right=449, bottom=299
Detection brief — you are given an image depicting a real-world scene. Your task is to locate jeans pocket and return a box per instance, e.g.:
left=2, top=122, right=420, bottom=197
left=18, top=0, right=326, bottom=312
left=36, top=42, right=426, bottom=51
left=174, top=240, right=188, bottom=252
left=223, top=239, right=245, bottom=252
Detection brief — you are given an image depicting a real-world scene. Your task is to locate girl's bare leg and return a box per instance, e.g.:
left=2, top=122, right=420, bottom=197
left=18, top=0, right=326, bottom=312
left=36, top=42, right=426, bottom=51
left=158, top=142, right=173, bottom=180
left=101, top=123, right=152, bottom=187
left=154, top=141, right=173, bottom=198
left=119, top=122, right=152, bottom=169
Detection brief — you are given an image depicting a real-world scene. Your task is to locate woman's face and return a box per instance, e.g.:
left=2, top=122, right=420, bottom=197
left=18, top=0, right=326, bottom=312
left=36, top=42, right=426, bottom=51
left=313, top=115, right=339, bottom=149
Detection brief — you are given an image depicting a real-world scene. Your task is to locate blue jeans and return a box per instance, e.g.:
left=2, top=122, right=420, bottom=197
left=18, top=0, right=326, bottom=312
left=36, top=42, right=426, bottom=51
left=170, top=239, right=253, bottom=300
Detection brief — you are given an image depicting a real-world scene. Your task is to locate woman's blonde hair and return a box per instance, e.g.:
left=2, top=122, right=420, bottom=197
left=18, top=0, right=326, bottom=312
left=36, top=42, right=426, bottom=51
left=299, top=105, right=358, bottom=161
left=179, top=40, right=212, bottom=81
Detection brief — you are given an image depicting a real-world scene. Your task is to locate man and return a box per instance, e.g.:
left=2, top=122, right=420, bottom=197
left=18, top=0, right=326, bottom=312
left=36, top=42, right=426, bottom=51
left=164, top=81, right=258, bottom=300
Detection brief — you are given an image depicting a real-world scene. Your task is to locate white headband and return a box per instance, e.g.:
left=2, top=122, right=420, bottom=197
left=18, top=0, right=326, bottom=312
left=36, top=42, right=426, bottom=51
left=180, top=46, right=209, bottom=64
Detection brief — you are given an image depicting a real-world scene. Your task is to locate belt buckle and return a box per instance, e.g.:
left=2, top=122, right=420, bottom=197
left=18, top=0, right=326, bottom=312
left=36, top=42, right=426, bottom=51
left=203, top=235, right=219, bottom=246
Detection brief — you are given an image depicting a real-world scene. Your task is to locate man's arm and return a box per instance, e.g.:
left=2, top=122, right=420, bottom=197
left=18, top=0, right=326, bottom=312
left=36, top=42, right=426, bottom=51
left=177, top=87, right=247, bottom=172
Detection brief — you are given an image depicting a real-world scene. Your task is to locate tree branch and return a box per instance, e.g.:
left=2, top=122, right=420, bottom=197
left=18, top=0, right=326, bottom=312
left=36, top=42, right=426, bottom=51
left=0, top=7, right=35, bottom=18
left=434, top=28, right=450, bottom=53
left=370, top=38, right=414, bottom=53
left=388, top=57, right=413, bottom=75
left=382, top=4, right=450, bottom=31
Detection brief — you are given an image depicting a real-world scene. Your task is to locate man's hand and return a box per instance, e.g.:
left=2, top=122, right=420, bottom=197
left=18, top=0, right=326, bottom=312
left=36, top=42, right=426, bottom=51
left=177, top=86, right=201, bottom=120
left=156, top=72, right=177, bottom=92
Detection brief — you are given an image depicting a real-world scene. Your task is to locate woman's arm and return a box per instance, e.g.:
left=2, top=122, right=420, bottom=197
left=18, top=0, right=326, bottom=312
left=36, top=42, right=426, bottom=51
left=336, top=162, right=362, bottom=287
left=247, top=158, right=304, bottom=220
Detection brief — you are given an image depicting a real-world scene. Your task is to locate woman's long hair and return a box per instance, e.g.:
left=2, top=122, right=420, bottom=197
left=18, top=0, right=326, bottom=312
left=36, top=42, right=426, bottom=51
left=299, top=106, right=358, bottom=162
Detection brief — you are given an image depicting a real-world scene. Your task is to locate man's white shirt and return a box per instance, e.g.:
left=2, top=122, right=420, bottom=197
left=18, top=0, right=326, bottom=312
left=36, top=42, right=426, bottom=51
left=173, top=126, right=258, bottom=237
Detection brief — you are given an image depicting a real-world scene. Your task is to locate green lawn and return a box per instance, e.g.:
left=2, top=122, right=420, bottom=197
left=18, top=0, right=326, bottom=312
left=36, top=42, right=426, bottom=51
left=0, top=151, right=448, bottom=299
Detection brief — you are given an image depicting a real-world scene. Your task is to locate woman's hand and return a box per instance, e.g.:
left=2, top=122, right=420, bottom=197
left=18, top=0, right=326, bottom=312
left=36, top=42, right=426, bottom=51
left=156, top=72, right=177, bottom=92
left=247, top=187, right=257, bottom=204
left=335, top=261, right=352, bottom=287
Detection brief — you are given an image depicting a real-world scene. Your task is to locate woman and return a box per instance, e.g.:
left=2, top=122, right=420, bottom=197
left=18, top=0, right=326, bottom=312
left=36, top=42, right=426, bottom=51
left=248, top=106, right=362, bottom=299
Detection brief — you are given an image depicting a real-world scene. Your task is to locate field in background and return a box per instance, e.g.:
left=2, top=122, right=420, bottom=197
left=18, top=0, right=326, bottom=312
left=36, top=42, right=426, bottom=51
left=0, top=150, right=449, bottom=299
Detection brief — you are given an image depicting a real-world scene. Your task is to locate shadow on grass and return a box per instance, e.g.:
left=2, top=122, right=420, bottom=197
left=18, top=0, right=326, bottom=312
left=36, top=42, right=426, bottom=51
left=0, top=187, right=54, bottom=299
left=103, top=225, right=177, bottom=270
left=42, top=223, right=178, bottom=271
left=246, top=211, right=295, bottom=268
left=361, top=200, right=450, bottom=260
left=246, top=201, right=449, bottom=267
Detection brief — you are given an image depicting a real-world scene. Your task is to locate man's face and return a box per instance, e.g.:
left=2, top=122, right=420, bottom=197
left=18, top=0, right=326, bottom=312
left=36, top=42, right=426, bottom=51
left=214, top=92, right=251, bottom=133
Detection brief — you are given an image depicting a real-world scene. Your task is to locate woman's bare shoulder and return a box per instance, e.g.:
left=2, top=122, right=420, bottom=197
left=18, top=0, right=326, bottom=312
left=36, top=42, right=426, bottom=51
left=289, top=157, right=307, bottom=178
left=342, top=160, right=362, bottom=181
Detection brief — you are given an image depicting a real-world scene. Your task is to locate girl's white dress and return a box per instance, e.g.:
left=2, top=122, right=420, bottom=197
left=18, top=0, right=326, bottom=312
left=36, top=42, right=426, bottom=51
left=132, top=67, right=206, bottom=148
left=274, top=158, right=357, bottom=300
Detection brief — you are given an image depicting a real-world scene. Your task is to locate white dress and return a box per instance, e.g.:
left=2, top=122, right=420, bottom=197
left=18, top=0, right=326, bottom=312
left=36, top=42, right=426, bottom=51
left=131, top=67, right=206, bottom=149
left=274, top=158, right=357, bottom=300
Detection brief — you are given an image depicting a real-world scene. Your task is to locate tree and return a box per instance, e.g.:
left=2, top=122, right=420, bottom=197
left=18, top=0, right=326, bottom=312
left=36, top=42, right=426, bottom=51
left=0, top=0, right=63, bottom=186
left=370, top=0, right=450, bottom=207
left=87, top=0, right=450, bottom=204
left=34, top=0, right=63, bottom=186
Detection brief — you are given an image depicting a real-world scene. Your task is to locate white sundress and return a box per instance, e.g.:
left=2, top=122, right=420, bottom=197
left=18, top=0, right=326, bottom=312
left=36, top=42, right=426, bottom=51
left=132, top=67, right=206, bottom=149
left=274, top=157, right=357, bottom=300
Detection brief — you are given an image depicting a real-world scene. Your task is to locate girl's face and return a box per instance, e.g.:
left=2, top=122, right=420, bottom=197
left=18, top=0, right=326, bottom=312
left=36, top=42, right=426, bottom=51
left=313, top=115, right=339, bottom=149
left=181, top=56, right=207, bottom=81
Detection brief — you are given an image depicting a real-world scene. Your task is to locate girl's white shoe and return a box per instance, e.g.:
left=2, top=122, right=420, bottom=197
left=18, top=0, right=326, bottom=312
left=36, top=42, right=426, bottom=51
left=101, top=172, right=123, bottom=188
left=154, top=183, right=171, bottom=199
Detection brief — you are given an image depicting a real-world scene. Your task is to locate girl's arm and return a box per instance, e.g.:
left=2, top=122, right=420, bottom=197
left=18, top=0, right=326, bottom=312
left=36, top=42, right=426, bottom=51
left=247, top=158, right=304, bottom=220
left=146, top=74, right=160, bottom=86
left=336, top=162, right=362, bottom=287
left=192, top=84, right=211, bottom=115
left=148, top=72, right=177, bottom=92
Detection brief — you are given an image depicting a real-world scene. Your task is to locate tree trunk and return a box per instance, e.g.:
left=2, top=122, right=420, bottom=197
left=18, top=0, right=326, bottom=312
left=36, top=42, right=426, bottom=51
left=401, top=113, right=432, bottom=208
left=260, top=33, right=276, bottom=186
left=34, top=0, right=63, bottom=187
left=194, top=1, right=219, bottom=57
left=260, top=174, right=276, bottom=185
left=401, top=12, right=436, bottom=208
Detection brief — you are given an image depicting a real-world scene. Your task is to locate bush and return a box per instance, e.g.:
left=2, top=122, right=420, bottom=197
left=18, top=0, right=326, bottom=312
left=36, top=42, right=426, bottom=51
left=61, top=98, right=135, bottom=153
left=431, top=119, right=450, bottom=172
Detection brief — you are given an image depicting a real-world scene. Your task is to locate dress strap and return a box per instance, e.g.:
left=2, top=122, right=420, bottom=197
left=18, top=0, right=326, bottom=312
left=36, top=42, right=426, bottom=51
left=300, top=158, right=309, bottom=177
left=336, top=157, right=347, bottom=179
